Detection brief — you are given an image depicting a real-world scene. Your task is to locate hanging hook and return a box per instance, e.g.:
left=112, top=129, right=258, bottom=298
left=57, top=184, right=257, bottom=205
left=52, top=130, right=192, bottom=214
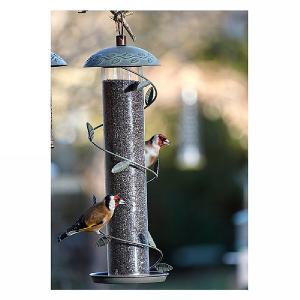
left=110, top=11, right=136, bottom=42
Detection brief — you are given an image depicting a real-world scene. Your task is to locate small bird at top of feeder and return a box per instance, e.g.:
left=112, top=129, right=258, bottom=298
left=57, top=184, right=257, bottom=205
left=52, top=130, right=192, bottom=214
left=57, top=194, right=125, bottom=243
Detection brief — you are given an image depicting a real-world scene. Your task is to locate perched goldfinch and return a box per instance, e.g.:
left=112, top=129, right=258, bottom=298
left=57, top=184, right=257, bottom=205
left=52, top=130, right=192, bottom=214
left=58, top=194, right=125, bottom=242
left=145, top=134, right=170, bottom=168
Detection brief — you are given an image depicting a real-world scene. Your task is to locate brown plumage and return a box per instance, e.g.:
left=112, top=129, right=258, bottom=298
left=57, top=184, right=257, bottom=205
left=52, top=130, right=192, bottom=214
left=80, top=201, right=112, bottom=232
left=58, top=195, right=125, bottom=242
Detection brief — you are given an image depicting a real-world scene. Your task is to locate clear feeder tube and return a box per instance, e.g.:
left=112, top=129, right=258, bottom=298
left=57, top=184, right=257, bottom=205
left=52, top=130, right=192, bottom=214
left=101, top=67, right=150, bottom=276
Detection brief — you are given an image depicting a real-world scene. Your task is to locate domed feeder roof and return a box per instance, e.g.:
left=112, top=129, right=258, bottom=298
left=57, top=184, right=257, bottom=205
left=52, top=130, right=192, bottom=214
left=84, top=46, right=160, bottom=68
left=51, top=52, right=67, bottom=67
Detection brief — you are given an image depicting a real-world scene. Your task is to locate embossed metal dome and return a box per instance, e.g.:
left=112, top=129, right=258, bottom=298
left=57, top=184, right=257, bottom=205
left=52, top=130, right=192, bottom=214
left=84, top=46, right=160, bottom=68
left=51, top=52, right=67, bottom=67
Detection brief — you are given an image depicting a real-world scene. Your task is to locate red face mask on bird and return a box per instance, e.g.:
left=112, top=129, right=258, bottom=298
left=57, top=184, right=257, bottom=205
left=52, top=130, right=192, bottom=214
left=145, top=134, right=170, bottom=168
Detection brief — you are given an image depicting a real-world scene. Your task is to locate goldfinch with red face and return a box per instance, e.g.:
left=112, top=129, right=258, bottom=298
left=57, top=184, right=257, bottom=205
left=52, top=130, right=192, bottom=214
left=145, top=134, right=170, bottom=168
left=58, top=194, right=125, bottom=242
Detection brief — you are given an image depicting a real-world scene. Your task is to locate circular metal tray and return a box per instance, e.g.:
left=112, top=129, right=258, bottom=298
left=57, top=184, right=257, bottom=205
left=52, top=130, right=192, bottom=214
left=90, top=271, right=169, bottom=284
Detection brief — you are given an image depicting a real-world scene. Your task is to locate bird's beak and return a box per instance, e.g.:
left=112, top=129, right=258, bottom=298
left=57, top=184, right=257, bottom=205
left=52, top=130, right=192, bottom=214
left=163, top=139, right=170, bottom=145
left=119, top=199, right=126, bottom=205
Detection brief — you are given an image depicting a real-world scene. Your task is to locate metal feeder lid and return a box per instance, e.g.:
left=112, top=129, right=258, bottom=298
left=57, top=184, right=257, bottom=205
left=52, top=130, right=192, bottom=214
left=84, top=46, right=160, bottom=68
left=51, top=52, right=67, bottom=67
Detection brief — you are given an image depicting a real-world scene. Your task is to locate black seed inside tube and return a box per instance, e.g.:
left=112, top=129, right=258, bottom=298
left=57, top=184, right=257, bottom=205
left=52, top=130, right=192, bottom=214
left=102, top=79, right=149, bottom=275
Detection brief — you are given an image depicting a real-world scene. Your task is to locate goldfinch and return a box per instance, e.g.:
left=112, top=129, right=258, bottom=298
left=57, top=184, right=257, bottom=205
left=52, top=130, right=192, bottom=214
left=58, top=194, right=125, bottom=242
left=145, top=134, right=170, bottom=168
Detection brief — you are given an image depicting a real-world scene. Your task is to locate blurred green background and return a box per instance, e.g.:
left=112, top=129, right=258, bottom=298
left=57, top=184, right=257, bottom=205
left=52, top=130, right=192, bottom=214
left=51, top=11, right=248, bottom=290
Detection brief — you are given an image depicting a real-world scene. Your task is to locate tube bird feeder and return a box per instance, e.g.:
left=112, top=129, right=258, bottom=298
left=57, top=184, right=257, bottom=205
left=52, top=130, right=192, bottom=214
left=84, top=30, right=169, bottom=283
left=51, top=52, right=67, bottom=148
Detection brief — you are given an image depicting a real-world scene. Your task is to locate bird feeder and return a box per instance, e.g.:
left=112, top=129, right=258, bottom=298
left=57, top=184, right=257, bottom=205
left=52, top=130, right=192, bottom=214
left=51, top=52, right=67, bottom=67
left=51, top=52, right=67, bottom=148
left=84, top=16, right=168, bottom=284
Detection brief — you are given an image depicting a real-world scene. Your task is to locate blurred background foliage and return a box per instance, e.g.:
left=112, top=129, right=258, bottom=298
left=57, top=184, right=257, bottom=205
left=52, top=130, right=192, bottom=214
left=51, top=11, right=247, bottom=290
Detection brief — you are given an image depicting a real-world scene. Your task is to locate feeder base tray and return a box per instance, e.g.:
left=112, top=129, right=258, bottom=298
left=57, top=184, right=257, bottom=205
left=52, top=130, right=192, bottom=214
left=90, top=271, right=169, bottom=284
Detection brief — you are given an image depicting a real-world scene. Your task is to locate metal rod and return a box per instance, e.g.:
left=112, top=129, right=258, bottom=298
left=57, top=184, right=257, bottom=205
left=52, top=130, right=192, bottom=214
left=51, top=95, right=54, bottom=149
left=102, top=77, right=149, bottom=276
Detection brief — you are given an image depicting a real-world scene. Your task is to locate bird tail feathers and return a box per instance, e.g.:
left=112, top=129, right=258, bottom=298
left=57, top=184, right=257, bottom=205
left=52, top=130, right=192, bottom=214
left=57, top=216, right=86, bottom=243
left=57, top=230, right=78, bottom=243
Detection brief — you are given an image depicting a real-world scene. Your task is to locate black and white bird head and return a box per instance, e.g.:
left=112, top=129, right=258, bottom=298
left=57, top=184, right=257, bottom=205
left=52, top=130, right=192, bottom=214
left=150, top=134, right=170, bottom=149
left=104, top=194, right=125, bottom=211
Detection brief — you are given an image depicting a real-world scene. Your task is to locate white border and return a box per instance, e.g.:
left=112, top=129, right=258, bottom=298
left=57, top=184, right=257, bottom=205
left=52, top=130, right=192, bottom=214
left=2, top=0, right=300, bottom=299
